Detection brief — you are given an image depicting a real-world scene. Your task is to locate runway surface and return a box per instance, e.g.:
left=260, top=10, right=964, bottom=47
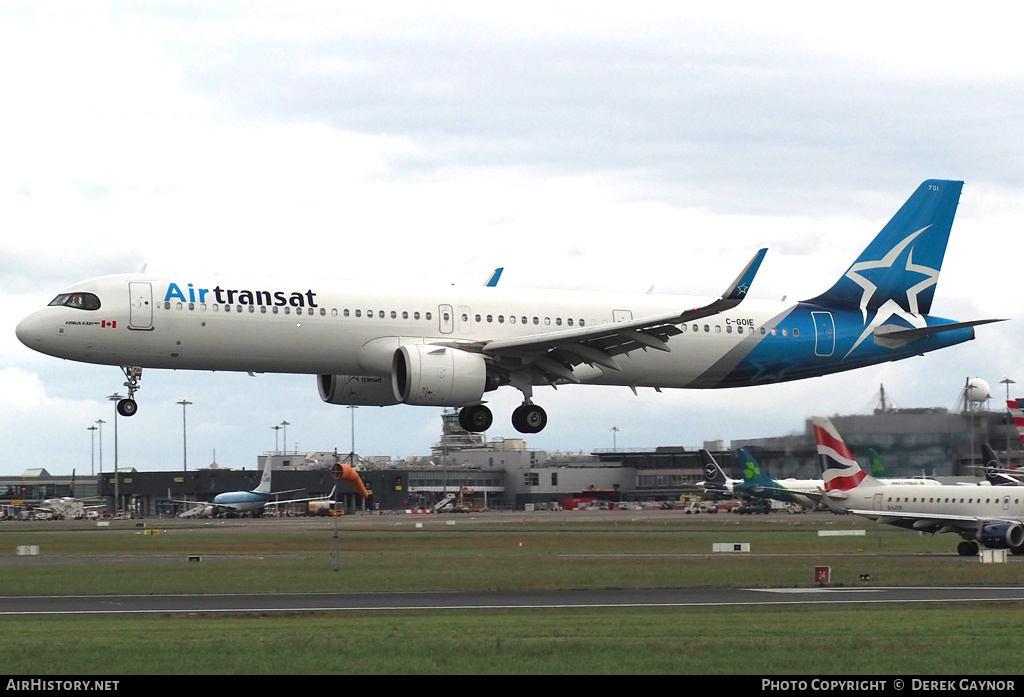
left=3, top=586, right=1024, bottom=616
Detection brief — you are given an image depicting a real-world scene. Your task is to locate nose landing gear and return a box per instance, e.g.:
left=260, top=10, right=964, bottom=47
left=116, top=366, right=143, bottom=417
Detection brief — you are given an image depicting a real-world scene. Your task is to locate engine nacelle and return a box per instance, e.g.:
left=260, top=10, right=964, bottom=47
left=978, top=522, right=1024, bottom=549
left=392, top=344, right=487, bottom=406
left=317, top=374, right=400, bottom=406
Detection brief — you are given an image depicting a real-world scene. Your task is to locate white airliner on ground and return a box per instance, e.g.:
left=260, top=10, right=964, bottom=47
left=814, top=416, right=1024, bottom=556
left=16, top=180, right=1000, bottom=434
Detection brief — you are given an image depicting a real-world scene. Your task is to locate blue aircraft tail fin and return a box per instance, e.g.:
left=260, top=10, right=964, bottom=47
left=806, top=180, right=963, bottom=316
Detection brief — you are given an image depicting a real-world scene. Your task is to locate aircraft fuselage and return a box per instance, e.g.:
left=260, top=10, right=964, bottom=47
left=16, top=273, right=973, bottom=388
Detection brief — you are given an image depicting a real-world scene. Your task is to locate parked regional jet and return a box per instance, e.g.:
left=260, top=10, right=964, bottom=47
left=177, top=459, right=367, bottom=517
left=16, top=180, right=1001, bottom=434
left=814, top=417, right=1024, bottom=556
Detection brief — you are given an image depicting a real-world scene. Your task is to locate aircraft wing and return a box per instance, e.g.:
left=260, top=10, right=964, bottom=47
left=841, top=507, right=1024, bottom=538
left=264, top=487, right=337, bottom=509
left=447, top=249, right=766, bottom=384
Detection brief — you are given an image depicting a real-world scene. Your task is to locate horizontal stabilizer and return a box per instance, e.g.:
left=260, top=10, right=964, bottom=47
left=873, top=318, right=1006, bottom=348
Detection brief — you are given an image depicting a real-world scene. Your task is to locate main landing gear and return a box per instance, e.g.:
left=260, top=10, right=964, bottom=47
left=511, top=403, right=546, bottom=434
left=957, top=540, right=979, bottom=557
left=116, top=366, right=143, bottom=417
left=958, top=539, right=1024, bottom=556
left=457, top=402, right=548, bottom=435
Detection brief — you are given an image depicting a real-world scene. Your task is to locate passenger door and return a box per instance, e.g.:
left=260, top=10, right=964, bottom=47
left=128, top=282, right=154, bottom=331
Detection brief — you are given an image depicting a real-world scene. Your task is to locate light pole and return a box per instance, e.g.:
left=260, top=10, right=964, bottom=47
left=95, top=419, right=105, bottom=476
left=107, top=394, right=124, bottom=515
left=272, top=425, right=281, bottom=454
left=1001, top=377, right=1016, bottom=405
left=280, top=421, right=290, bottom=455
left=87, top=425, right=97, bottom=477
left=177, top=399, right=192, bottom=473
left=611, top=426, right=619, bottom=452
left=1001, top=378, right=1016, bottom=451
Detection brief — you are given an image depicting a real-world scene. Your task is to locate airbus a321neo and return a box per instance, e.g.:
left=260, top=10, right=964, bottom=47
left=16, top=180, right=1000, bottom=434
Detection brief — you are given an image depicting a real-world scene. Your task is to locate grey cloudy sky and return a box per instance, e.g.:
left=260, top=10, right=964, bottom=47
left=2, top=2, right=1022, bottom=473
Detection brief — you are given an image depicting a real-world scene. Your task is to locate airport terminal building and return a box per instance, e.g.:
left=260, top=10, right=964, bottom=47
left=3, top=402, right=1020, bottom=518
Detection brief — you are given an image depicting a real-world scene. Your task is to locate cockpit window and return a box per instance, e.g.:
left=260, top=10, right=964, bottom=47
left=48, top=293, right=101, bottom=311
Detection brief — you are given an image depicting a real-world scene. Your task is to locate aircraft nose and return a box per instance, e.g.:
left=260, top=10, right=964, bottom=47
left=15, top=312, right=45, bottom=349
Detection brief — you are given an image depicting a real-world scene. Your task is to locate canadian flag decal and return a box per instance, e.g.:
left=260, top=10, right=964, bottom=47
left=101, top=320, right=117, bottom=328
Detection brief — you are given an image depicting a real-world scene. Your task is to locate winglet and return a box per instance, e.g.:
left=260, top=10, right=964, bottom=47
left=670, top=248, right=767, bottom=325
left=722, top=248, right=767, bottom=301
left=484, top=267, right=504, bottom=287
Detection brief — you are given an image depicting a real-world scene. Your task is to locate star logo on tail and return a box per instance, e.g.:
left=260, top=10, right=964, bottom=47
left=843, top=226, right=940, bottom=358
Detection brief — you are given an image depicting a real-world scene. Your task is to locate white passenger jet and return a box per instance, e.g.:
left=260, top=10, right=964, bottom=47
left=814, top=417, right=1024, bottom=556
left=16, top=180, right=1000, bottom=435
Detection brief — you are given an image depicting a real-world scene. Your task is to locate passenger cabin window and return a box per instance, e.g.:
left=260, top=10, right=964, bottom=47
left=49, top=293, right=101, bottom=311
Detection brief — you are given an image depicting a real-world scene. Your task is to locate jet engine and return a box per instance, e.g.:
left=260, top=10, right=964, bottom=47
left=978, top=522, right=1024, bottom=549
left=317, top=374, right=400, bottom=406
left=392, top=344, right=488, bottom=406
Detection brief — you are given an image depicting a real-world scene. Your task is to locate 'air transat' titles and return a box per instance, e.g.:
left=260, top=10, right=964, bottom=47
left=163, top=282, right=318, bottom=308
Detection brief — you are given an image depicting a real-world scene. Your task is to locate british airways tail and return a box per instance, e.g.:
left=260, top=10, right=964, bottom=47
left=812, top=417, right=879, bottom=491
left=1008, top=400, right=1024, bottom=448
left=806, top=180, right=961, bottom=315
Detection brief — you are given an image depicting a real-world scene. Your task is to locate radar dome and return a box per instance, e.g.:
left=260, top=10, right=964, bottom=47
left=966, top=378, right=991, bottom=402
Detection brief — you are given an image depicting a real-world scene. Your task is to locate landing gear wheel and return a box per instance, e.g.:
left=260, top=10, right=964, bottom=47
left=957, top=540, right=980, bottom=556
left=512, top=404, right=547, bottom=434
left=458, top=405, right=493, bottom=432
left=1012, top=545, right=1024, bottom=556
left=117, top=366, right=143, bottom=416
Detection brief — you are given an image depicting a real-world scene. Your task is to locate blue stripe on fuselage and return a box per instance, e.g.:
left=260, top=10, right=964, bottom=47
left=703, top=305, right=974, bottom=388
